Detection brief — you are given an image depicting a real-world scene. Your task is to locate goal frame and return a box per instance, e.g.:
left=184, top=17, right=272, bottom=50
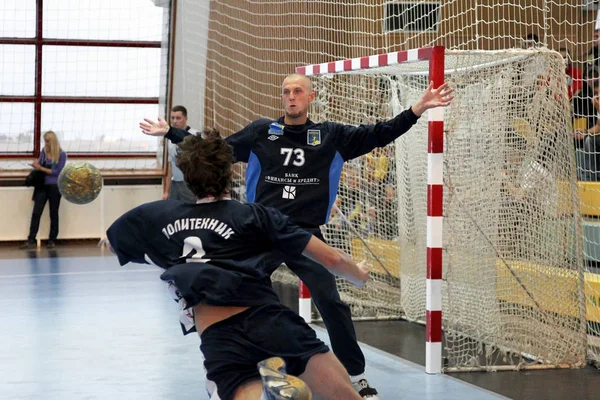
left=296, top=46, right=446, bottom=374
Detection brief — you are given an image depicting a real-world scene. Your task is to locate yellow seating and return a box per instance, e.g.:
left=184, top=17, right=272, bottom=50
left=496, top=260, right=600, bottom=322
left=579, top=181, right=600, bottom=217
left=350, top=237, right=400, bottom=278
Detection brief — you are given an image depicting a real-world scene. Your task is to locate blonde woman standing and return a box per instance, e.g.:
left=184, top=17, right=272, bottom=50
left=21, top=131, right=67, bottom=249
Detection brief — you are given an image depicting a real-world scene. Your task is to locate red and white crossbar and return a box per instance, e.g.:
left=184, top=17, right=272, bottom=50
left=296, top=47, right=434, bottom=76
left=296, top=46, right=445, bottom=374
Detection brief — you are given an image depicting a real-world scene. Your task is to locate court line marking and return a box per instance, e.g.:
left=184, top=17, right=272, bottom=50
left=0, top=268, right=158, bottom=279
left=311, top=324, right=510, bottom=399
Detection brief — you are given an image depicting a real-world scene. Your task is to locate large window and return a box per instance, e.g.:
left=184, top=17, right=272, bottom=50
left=0, top=0, right=170, bottom=173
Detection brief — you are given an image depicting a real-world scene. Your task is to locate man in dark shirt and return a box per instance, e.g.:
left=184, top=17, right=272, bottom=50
left=141, top=74, right=453, bottom=399
left=105, top=132, right=368, bottom=400
left=573, top=67, right=600, bottom=180
left=163, top=105, right=200, bottom=203
left=585, top=29, right=600, bottom=73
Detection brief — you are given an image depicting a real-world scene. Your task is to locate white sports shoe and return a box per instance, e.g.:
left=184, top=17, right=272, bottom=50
left=352, top=378, right=381, bottom=399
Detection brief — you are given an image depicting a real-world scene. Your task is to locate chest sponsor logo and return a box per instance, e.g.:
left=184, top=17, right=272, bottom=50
left=268, top=135, right=279, bottom=141
left=307, top=129, right=321, bottom=146
left=268, top=122, right=285, bottom=135
left=282, top=185, right=296, bottom=199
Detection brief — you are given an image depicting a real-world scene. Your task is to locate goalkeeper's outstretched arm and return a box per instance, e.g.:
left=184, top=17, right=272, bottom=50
left=140, top=116, right=192, bottom=144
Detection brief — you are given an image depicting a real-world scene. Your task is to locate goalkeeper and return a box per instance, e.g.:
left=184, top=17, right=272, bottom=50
left=141, top=73, right=453, bottom=399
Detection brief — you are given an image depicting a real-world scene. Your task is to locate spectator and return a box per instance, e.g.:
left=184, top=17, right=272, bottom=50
left=585, top=28, right=600, bottom=72
left=363, top=147, right=390, bottom=199
left=339, top=162, right=363, bottom=221
left=560, top=47, right=583, bottom=100
left=575, top=82, right=600, bottom=181
left=573, top=66, right=599, bottom=130
left=572, top=67, right=599, bottom=179
left=163, top=105, right=199, bottom=203
left=20, top=131, right=67, bottom=249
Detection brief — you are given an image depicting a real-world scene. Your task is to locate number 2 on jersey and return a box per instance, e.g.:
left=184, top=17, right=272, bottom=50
left=280, top=147, right=305, bottom=167
left=181, top=236, right=211, bottom=263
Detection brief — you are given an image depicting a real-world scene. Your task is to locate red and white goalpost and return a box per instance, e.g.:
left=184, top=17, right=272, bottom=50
left=297, top=46, right=446, bottom=374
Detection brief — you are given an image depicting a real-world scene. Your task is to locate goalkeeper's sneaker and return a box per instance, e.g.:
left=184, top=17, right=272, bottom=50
left=258, top=357, right=312, bottom=400
left=352, top=379, right=381, bottom=399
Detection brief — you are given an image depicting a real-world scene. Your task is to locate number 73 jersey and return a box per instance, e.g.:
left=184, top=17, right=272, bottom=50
left=226, top=111, right=419, bottom=227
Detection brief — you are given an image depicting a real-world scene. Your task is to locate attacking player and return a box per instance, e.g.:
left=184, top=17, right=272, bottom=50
left=141, top=74, right=453, bottom=399
left=104, top=132, right=369, bottom=400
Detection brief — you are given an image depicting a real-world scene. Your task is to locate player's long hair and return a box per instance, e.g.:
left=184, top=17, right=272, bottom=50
left=176, top=129, right=233, bottom=200
left=43, top=131, right=62, bottom=162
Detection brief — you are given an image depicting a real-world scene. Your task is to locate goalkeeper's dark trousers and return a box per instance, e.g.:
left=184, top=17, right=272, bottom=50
left=266, top=227, right=366, bottom=377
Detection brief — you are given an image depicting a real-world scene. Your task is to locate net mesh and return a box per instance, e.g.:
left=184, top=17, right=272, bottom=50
left=310, top=49, right=587, bottom=370
left=177, top=0, right=600, bottom=369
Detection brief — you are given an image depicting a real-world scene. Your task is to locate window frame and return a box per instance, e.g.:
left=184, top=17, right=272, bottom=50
left=0, top=0, right=169, bottom=161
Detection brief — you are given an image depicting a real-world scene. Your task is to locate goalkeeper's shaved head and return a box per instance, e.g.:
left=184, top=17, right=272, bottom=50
left=282, top=73, right=313, bottom=92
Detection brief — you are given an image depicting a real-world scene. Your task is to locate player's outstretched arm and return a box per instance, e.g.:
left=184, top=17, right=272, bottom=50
left=302, top=237, right=369, bottom=288
left=140, top=116, right=170, bottom=136
left=331, top=80, right=455, bottom=161
left=410, top=81, right=455, bottom=117
left=140, top=116, right=190, bottom=144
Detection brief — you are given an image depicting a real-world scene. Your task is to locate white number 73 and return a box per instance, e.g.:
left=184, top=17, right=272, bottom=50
left=280, top=147, right=305, bottom=167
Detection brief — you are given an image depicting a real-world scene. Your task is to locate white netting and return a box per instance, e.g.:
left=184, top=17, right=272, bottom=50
left=312, top=49, right=587, bottom=370
left=177, top=0, right=600, bottom=369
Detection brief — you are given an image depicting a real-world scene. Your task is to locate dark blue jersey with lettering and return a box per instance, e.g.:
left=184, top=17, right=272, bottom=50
left=165, top=109, right=419, bottom=227
left=106, top=199, right=312, bottom=307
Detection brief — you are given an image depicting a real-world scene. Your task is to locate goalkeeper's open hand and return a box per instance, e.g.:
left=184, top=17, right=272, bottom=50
left=140, top=116, right=170, bottom=136
left=411, top=81, right=454, bottom=117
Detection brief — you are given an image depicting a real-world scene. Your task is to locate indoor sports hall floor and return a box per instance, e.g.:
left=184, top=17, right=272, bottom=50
left=0, top=243, right=598, bottom=400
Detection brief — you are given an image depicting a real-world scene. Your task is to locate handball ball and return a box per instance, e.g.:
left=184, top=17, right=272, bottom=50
left=57, top=162, right=103, bottom=205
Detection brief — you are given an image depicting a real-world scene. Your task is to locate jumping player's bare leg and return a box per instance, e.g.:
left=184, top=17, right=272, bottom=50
left=299, top=352, right=362, bottom=400
left=232, top=379, right=263, bottom=400
left=232, top=357, right=313, bottom=400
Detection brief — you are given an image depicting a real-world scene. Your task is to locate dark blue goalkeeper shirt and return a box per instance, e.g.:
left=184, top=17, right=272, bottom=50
left=165, top=108, right=419, bottom=227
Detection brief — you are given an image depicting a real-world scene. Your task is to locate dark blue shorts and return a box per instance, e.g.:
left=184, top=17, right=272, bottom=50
left=200, top=303, right=330, bottom=400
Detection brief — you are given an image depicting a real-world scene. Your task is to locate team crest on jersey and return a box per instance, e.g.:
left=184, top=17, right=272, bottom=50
left=307, top=130, right=321, bottom=146
left=268, top=122, right=285, bottom=135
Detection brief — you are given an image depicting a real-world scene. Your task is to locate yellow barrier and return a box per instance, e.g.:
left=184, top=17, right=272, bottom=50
left=496, top=260, right=600, bottom=323
left=579, top=181, right=600, bottom=217
left=585, top=273, right=600, bottom=323
left=349, top=240, right=600, bottom=322
left=350, top=237, right=400, bottom=278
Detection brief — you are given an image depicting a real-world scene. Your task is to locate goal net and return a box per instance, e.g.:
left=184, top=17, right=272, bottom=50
left=178, top=0, right=600, bottom=370
left=302, top=48, right=587, bottom=371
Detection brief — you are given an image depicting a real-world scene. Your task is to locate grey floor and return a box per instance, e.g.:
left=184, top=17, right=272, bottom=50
left=0, top=244, right=597, bottom=399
